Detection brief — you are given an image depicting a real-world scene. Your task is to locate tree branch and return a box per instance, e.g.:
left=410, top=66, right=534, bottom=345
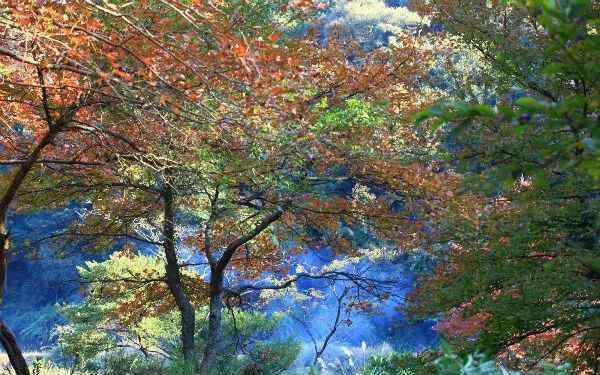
left=214, top=206, right=284, bottom=274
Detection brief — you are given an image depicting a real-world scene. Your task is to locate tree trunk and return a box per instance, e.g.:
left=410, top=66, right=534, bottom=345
left=1, top=222, right=28, bottom=375
left=0, top=318, right=29, bottom=375
left=0, top=223, right=30, bottom=375
left=1, top=208, right=30, bottom=375
left=0, top=71, right=75, bottom=375
left=0, top=223, right=9, bottom=304
left=0, top=131, right=59, bottom=375
left=198, top=208, right=283, bottom=375
left=162, top=184, right=196, bottom=366
left=198, top=271, right=224, bottom=375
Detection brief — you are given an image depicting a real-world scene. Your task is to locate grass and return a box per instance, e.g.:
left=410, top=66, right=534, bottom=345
left=0, top=352, right=87, bottom=375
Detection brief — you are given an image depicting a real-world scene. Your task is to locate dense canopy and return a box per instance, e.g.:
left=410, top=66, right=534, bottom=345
left=0, top=0, right=598, bottom=374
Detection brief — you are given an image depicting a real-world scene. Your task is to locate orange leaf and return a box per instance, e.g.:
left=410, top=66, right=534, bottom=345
left=271, top=86, right=285, bottom=95
left=159, top=94, right=168, bottom=106
left=231, top=43, right=247, bottom=57
left=268, top=33, right=281, bottom=42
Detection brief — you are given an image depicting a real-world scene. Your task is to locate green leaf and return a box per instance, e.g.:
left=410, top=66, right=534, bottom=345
left=513, top=124, right=527, bottom=135
left=515, top=97, right=546, bottom=111
left=469, top=104, right=495, bottom=117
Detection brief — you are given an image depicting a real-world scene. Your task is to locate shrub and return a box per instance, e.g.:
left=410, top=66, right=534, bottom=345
left=433, top=342, right=572, bottom=375
left=52, top=254, right=300, bottom=374
left=54, top=305, right=299, bottom=375
left=361, top=351, right=437, bottom=375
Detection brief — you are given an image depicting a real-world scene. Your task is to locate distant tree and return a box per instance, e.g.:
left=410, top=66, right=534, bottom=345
left=318, top=0, right=430, bottom=51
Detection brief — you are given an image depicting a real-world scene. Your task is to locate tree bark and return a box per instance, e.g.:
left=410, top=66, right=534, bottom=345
left=1, top=222, right=30, bottom=375
left=198, top=271, right=224, bottom=375
left=198, top=207, right=283, bottom=375
left=0, top=319, right=29, bottom=375
left=0, top=117, right=63, bottom=375
left=162, top=183, right=197, bottom=366
left=0, top=128, right=58, bottom=297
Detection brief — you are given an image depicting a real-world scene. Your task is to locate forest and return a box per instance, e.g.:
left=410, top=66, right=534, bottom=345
left=0, top=0, right=597, bottom=374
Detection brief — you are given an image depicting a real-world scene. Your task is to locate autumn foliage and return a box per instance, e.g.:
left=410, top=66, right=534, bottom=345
left=0, top=0, right=460, bottom=374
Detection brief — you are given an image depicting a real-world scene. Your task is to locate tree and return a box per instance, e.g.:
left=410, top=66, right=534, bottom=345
left=61, top=90, right=453, bottom=374
left=410, top=0, right=599, bottom=371
left=317, top=0, right=430, bottom=50
left=0, top=2, right=143, bottom=371
left=1, top=1, right=457, bottom=374
left=0, top=0, right=303, bottom=371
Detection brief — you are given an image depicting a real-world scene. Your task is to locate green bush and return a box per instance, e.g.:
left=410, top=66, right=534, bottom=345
left=361, top=351, right=437, bottom=375
left=433, top=342, right=572, bottom=375
left=54, top=305, right=299, bottom=375
left=359, top=346, right=573, bottom=375
left=51, top=254, right=300, bottom=375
